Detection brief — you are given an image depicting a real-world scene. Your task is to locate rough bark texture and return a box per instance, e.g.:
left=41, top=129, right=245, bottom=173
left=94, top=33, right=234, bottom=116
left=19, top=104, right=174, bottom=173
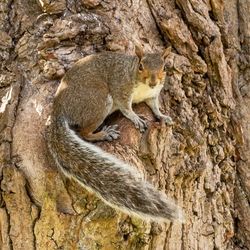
left=0, top=0, right=249, bottom=249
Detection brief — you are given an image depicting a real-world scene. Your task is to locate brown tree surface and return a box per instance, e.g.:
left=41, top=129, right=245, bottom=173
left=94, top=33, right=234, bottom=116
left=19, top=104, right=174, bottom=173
left=0, top=0, right=249, bottom=249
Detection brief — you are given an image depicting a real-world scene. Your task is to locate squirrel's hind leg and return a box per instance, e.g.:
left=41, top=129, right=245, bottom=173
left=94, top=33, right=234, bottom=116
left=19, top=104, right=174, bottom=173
left=80, top=124, right=120, bottom=142
left=79, top=93, right=120, bottom=142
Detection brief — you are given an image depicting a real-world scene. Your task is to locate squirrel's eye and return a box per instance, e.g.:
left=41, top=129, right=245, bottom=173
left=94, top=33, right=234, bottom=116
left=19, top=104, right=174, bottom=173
left=139, top=63, right=144, bottom=71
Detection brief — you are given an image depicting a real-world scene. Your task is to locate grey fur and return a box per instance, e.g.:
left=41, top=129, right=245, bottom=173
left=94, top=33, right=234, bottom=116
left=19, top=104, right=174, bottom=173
left=46, top=49, right=184, bottom=222
left=46, top=117, right=183, bottom=222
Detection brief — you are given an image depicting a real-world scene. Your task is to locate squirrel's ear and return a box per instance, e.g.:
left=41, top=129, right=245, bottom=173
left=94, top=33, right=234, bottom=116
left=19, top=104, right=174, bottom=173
left=135, top=45, right=144, bottom=60
left=162, top=46, right=172, bottom=60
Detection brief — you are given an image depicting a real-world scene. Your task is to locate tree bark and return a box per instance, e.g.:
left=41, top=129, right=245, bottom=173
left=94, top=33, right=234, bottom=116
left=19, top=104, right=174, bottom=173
left=0, top=0, right=249, bottom=249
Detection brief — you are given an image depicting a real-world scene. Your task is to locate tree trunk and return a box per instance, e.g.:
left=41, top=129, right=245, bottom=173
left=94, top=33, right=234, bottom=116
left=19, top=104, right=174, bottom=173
left=0, top=0, right=249, bottom=249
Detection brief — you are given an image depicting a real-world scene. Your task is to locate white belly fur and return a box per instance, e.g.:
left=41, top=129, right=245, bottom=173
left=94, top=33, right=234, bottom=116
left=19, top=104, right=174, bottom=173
left=132, top=83, right=163, bottom=104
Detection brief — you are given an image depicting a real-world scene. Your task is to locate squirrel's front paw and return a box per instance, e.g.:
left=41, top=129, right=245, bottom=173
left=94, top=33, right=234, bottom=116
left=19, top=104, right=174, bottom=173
left=133, top=116, right=147, bottom=132
left=159, top=115, right=174, bottom=125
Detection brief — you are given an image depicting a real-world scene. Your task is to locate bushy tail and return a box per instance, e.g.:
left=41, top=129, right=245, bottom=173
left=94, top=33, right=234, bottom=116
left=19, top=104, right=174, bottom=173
left=46, top=116, right=184, bottom=222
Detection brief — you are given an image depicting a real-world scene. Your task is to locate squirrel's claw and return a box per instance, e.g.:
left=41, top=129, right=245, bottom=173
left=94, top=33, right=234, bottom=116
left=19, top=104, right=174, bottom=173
left=102, top=125, right=120, bottom=141
left=133, top=116, right=147, bottom=132
left=161, top=115, right=174, bottom=125
left=156, top=115, right=174, bottom=126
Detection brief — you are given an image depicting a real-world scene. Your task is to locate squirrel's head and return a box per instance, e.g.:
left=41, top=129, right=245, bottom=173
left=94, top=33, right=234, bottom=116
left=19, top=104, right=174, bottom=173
left=135, top=45, right=171, bottom=88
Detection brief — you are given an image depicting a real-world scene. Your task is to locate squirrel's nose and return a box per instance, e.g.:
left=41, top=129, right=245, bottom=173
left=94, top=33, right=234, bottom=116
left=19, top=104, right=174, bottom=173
left=149, top=74, right=157, bottom=88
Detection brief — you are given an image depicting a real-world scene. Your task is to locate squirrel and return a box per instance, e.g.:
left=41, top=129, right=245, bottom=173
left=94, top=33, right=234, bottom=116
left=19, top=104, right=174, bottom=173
left=46, top=45, right=184, bottom=222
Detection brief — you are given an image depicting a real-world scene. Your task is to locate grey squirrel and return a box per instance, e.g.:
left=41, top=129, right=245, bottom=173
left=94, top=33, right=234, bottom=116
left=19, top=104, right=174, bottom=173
left=46, top=45, right=184, bottom=222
